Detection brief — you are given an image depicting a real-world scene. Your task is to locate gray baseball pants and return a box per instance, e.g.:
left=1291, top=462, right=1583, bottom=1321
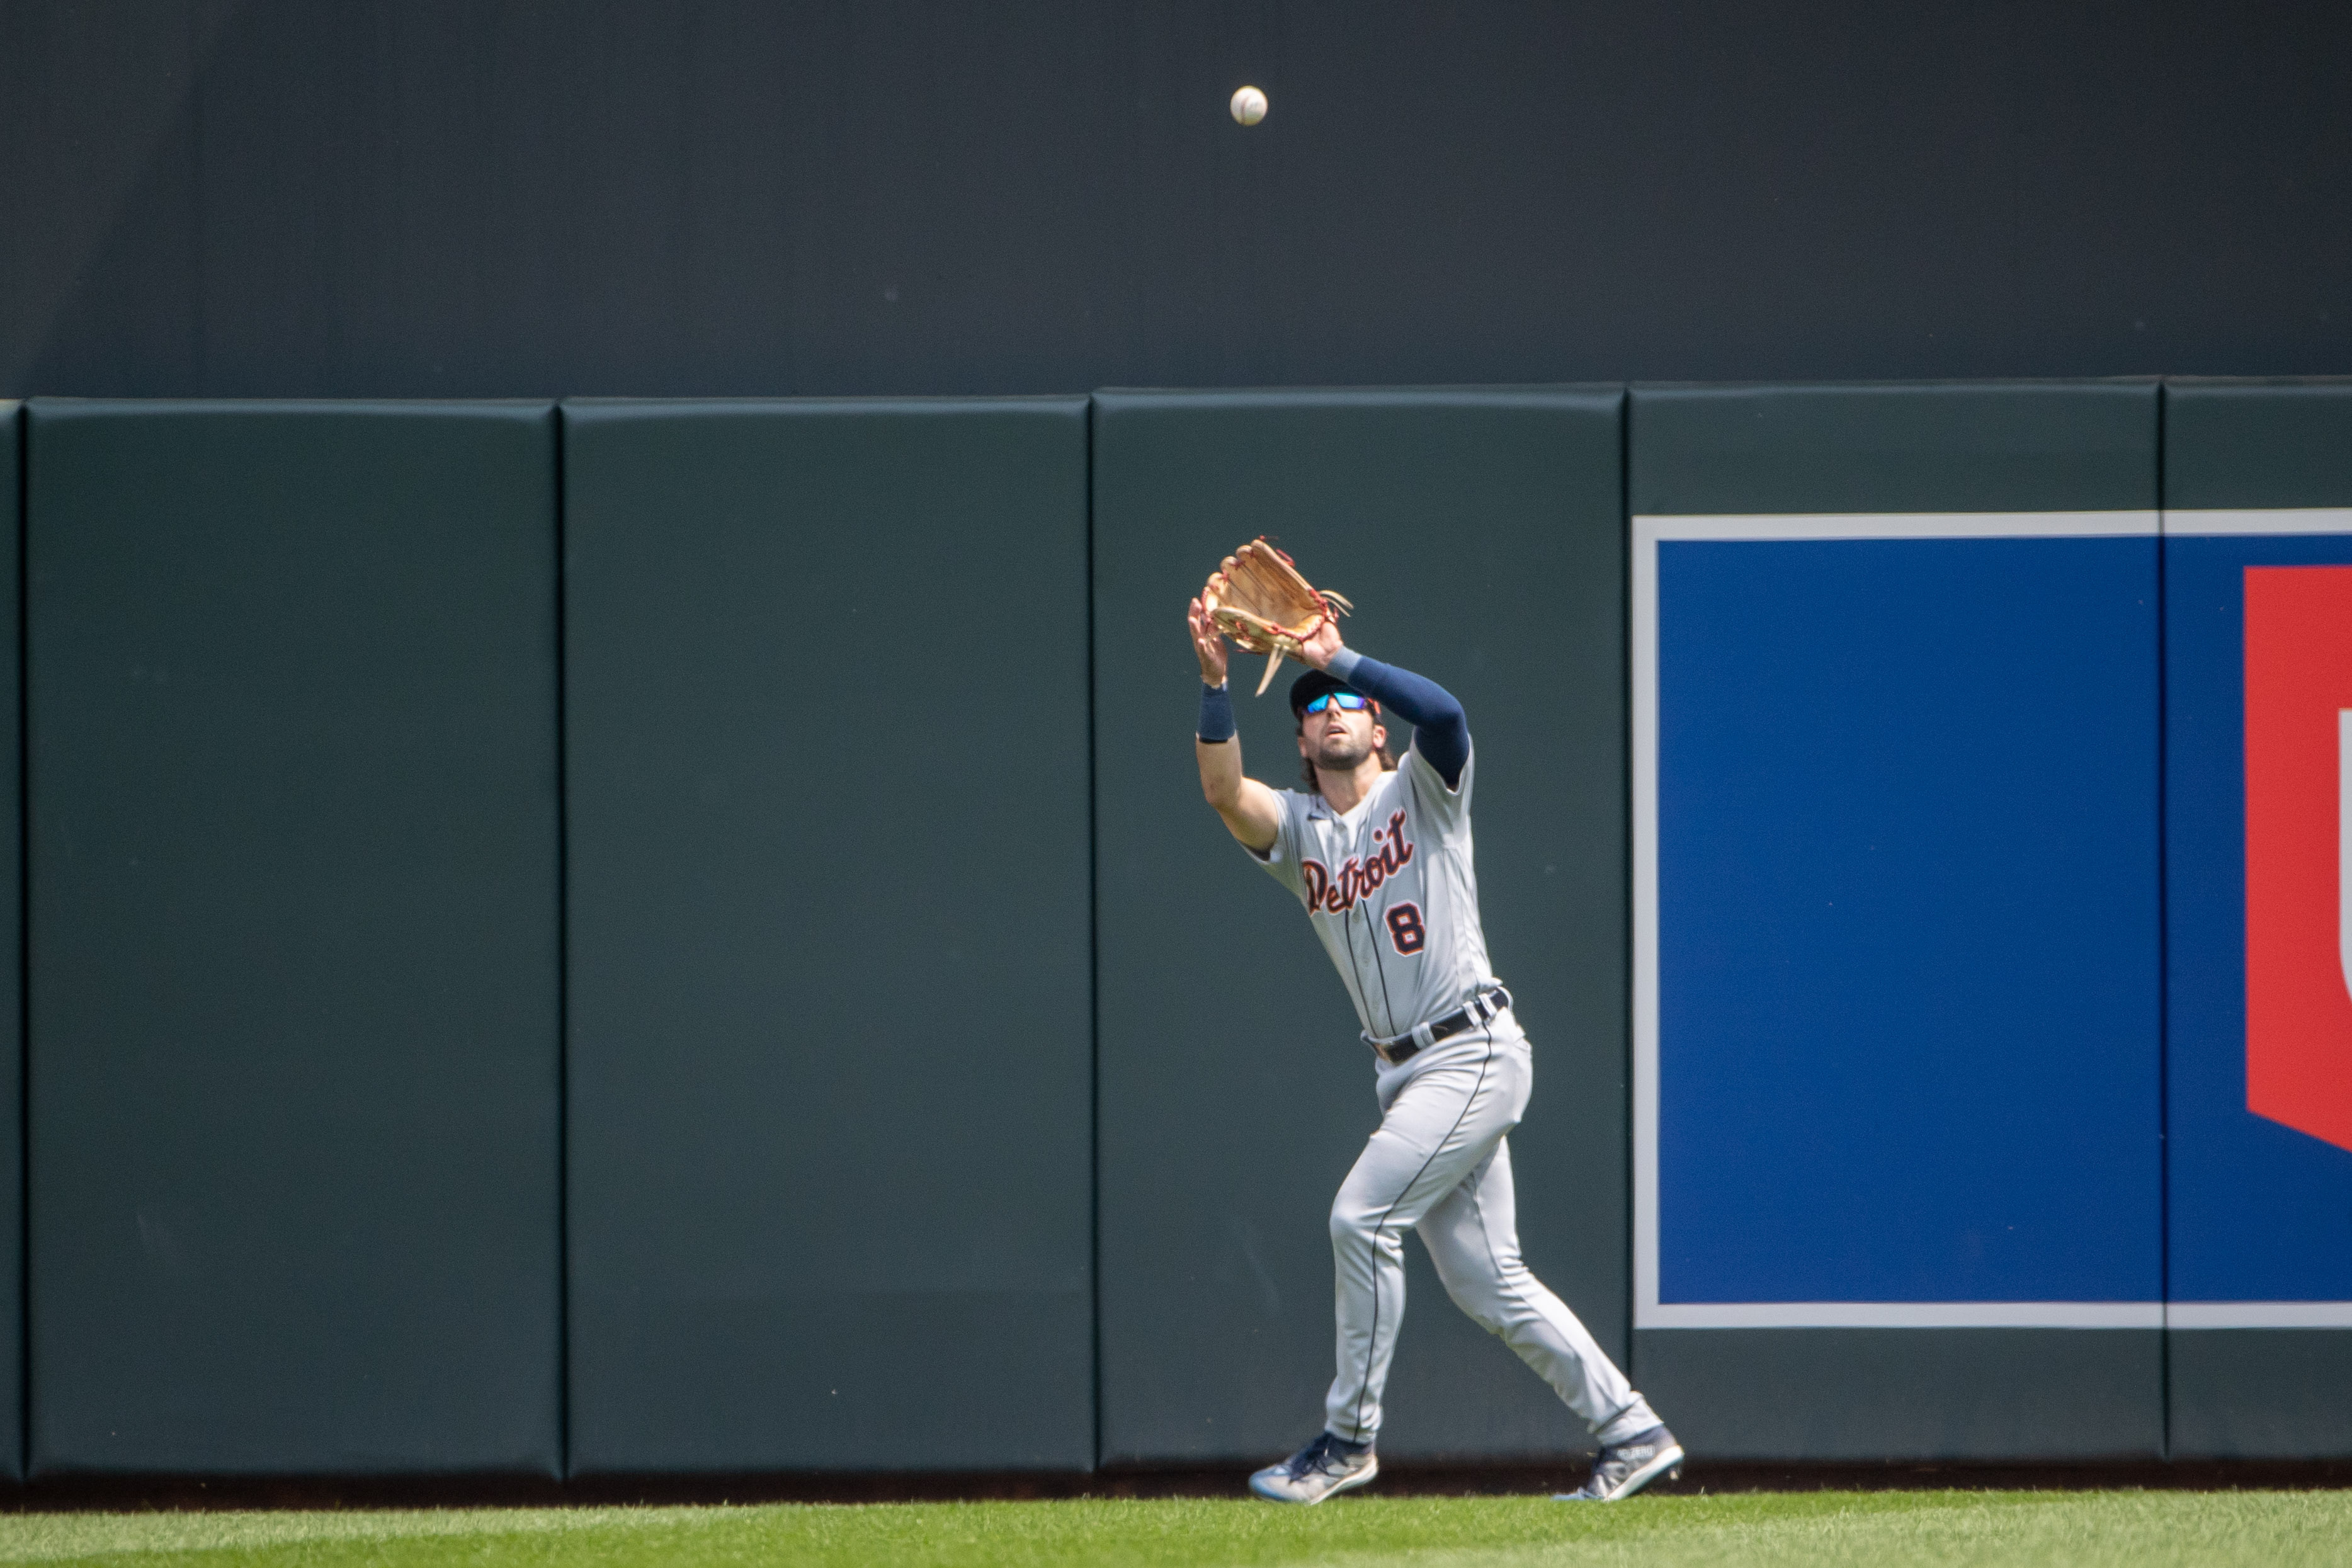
left=1323, top=1023, right=1660, bottom=1447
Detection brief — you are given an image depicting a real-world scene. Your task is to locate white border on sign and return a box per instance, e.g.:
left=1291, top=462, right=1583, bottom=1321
left=2167, top=1302, right=2352, bottom=1329
left=1631, top=510, right=2179, bottom=1332
left=2162, top=507, right=2352, bottom=536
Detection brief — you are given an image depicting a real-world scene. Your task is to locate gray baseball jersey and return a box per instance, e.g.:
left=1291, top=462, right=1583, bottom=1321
left=1249, top=740, right=1498, bottom=1045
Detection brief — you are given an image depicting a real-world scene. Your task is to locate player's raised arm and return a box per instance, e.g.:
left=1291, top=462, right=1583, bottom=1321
left=1189, top=594, right=1282, bottom=852
left=1294, top=620, right=1470, bottom=790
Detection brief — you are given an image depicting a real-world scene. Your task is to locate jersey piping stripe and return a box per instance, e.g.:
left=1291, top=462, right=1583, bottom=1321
left=1363, top=900, right=1402, bottom=1038
left=1348, top=904, right=1400, bottom=1041
left=1350, top=1038, right=1497, bottom=1438
left=1343, top=906, right=1377, bottom=1038
left=1330, top=904, right=1377, bottom=1037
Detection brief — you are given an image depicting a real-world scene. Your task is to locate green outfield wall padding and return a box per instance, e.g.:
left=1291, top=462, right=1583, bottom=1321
left=25, top=401, right=562, bottom=1475
left=1091, top=388, right=1628, bottom=1465
left=1635, top=1331, right=2162, bottom=1460
left=561, top=399, right=1093, bottom=1475
left=2164, top=379, right=2352, bottom=510
left=1631, top=381, right=2158, bottom=516
left=2168, top=1333, right=2352, bottom=1458
left=0, top=406, right=20, bottom=1481
left=1630, top=381, right=2163, bottom=1462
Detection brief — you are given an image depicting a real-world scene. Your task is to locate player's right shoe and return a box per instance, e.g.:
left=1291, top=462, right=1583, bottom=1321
left=1553, top=1424, right=1684, bottom=1502
left=1247, top=1431, right=1379, bottom=1504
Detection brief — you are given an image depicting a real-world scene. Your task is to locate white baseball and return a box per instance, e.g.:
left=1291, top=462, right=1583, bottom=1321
left=1230, top=86, right=1268, bottom=126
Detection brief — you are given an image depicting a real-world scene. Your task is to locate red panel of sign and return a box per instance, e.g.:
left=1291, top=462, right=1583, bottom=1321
left=2244, top=565, right=2352, bottom=1154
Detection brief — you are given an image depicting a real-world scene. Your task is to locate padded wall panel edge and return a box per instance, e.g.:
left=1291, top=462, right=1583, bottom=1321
left=562, top=398, right=1093, bottom=1474
left=26, top=401, right=562, bottom=1474
left=0, top=406, right=19, bottom=1480
left=1093, top=388, right=1627, bottom=1465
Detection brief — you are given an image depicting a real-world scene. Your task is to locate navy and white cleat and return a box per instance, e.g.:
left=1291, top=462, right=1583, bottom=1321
left=1248, top=1431, right=1379, bottom=1504
left=1554, top=1424, right=1684, bottom=1502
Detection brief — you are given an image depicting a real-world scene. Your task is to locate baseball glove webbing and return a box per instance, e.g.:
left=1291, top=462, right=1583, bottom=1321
left=1202, top=538, right=1354, bottom=695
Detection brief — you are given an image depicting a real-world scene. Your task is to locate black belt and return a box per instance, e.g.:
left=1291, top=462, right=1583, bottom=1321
left=1369, top=986, right=1513, bottom=1067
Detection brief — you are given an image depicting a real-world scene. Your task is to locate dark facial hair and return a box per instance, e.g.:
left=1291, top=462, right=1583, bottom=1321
left=1312, top=727, right=1374, bottom=772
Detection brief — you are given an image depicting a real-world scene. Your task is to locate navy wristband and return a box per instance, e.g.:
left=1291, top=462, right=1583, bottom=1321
left=1197, top=680, right=1236, bottom=742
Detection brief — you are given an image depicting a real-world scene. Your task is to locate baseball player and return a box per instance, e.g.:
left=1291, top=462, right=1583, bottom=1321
left=1185, top=595, right=1681, bottom=1504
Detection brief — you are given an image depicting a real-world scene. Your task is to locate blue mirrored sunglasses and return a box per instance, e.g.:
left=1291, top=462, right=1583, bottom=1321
left=1303, top=691, right=1371, bottom=713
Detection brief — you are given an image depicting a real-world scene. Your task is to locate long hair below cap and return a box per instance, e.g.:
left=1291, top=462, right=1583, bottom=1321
left=1290, top=668, right=1394, bottom=793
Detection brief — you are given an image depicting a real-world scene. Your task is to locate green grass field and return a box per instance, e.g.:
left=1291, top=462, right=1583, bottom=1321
left=0, top=1492, right=2345, bottom=1568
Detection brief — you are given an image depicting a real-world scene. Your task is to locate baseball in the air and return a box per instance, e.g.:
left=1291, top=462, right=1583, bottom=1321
left=1230, top=86, right=1268, bottom=126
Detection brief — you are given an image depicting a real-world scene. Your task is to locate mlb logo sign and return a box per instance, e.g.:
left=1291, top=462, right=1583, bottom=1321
left=2244, top=565, right=2352, bottom=1156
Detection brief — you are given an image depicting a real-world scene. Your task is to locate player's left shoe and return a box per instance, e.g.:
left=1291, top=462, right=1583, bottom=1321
left=1247, top=1431, right=1378, bottom=1504
left=1553, top=1424, right=1684, bottom=1502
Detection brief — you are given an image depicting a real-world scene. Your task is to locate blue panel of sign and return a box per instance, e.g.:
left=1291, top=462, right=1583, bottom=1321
left=1656, top=535, right=2162, bottom=1304
left=2164, top=531, right=2352, bottom=1303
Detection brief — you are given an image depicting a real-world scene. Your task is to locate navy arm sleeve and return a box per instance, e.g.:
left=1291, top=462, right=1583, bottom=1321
left=1327, top=647, right=1469, bottom=788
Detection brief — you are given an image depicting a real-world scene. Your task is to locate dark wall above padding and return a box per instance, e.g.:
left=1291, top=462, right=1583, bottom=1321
left=561, top=399, right=1094, bottom=1475
left=9, top=4, right=2352, bottom=399
left=25, top=401, right=563, bottom=1475
left=1092, top=387, right=1628, bottom=1465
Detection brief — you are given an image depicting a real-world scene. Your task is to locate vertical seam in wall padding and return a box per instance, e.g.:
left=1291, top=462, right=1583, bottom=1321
left=552, top=406, right=572, bottom=1480
left=2154, top=385, right=2171, bottom=1462
left=13, top=406, right=26, bottom=1480
left=186, top=11, right=207, bottom=388
left=1084, top=397, right=1101, bottom=1472
left=1617, top=389, right=1635, bottom=1388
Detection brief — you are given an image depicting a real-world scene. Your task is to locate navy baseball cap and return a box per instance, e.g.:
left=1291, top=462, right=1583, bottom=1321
left=1289, top=668, right=1375, bottom=717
